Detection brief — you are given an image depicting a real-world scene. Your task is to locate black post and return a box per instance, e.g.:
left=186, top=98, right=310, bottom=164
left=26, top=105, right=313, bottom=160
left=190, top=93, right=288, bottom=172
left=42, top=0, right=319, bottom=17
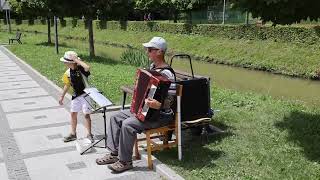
left=47, top=16, right=51, bottom=44
left=54, top=16, right=59, bottom=54
left=246, top=11, right=249, bottom=25
left=88, top=18, right=95, bottom=57
left=8, top=10, right=11, bottom=33
left=5, top=10, right=9, bottom=32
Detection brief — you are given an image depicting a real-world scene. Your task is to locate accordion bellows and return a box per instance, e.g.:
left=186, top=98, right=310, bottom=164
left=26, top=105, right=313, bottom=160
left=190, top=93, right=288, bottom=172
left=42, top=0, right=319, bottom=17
left=130, top=69, right=171, bottom=121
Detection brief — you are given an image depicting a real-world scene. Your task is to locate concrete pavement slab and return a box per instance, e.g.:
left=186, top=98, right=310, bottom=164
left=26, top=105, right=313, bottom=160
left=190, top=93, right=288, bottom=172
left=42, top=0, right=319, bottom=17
left=0, top=80, right=39, bottom=91
left=0, top=69, right=27, bottom=76
left=0, top=66, right=21, bottom=71
left=0, top=96, right=58, bottom=113
left=0, top=59, right=13, bottom=63
left=14, top=125, right=87, bottom=154
left=0, top=145, right=3, bottom=160
left=0, top=62, right=18, bottom=67
left=7, top=108, right=69, bottom=129
left=24, top=150, right=135, bottom=180
left=0, top=87, right=48, bottom=101
left=0, top=56, right=11, bottom=59
left=0, top=163, right=9, bottom=180
left=0, top=74, right=32, bottom=83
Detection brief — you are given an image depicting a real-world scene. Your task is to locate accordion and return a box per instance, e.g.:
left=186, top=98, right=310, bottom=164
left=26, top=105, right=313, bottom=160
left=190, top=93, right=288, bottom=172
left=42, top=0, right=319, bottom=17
left=130, top=68, right=171, bottom=121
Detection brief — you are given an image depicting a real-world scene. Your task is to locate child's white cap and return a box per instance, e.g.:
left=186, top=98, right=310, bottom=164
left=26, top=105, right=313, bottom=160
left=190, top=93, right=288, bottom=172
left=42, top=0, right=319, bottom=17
left=60, top=51, right=78, bottom=63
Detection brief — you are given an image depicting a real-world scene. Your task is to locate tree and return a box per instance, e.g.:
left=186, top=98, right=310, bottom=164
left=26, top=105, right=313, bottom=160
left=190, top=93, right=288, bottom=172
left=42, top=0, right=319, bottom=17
left=9, top=0, right=65, bottom=43
left=62, top=0, right=132, bottom=57
left=63, top=0, right=114, bottom=57
left=233, top=0, right=320, bottom=25
left=134, top=0, right=219, bottom=23
left=10, top=0, right=121, bottom=57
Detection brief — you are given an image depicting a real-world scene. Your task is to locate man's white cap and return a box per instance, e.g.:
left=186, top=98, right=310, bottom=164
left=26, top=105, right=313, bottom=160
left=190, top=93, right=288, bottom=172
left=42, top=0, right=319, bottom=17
left=142, top=37, right=167, bottom=52
left=60, top=51, right=78, bottom=63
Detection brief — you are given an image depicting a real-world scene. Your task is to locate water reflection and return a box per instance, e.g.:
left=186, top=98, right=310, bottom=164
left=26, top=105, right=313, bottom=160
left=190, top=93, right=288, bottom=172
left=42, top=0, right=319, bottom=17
left=100, top=45, right=320, bottom=106
left=171, top=59, right=320, bottom=106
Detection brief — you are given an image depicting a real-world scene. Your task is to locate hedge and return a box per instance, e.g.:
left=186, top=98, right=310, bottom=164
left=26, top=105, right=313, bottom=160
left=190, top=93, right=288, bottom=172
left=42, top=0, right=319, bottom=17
left=192, top=24, right=320, bottom=44
left=2, top=18, right=320, bottom=45
left=93, top=20, right=320, bottom=45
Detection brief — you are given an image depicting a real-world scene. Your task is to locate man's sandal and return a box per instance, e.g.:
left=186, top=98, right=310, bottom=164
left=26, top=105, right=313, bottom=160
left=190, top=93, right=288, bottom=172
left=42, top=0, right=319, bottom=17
left=108, top=160, right=133, bottom=173
left=96, top=154, right=118, bottom=165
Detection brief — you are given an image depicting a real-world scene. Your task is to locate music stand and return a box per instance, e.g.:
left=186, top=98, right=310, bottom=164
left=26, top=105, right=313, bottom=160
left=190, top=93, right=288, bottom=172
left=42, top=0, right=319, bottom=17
left=80, top=87, right=112, bottom=155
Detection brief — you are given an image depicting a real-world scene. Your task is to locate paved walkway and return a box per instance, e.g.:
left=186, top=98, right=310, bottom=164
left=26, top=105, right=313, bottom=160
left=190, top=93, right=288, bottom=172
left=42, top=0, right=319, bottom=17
left=0, top=46, right=166, bottom=180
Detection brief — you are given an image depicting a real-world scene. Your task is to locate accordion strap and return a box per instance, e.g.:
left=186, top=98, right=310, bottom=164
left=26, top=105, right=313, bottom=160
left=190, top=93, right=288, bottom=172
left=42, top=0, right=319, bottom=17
left=153, top=66, right=176, bottom=82
left=80, top=72, right=90, bottom=88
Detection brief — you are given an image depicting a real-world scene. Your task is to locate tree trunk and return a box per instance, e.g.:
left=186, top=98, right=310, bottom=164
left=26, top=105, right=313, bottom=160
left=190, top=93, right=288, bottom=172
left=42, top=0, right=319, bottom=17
left=88, top=18, right=95, bottom=57
left=173, top=9, right=178, bottom=23
left=54, top=16, right=59, bottom=54
left=187, top=10, right=192, bottom=24
left=170, top=8, right=178, bottom=23
left=47, top=16, right=51, bottom=44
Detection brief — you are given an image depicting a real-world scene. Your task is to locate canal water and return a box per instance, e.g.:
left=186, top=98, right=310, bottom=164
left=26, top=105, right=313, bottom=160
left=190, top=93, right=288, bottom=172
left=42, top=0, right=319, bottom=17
left=73, top=41, right=320, bottom=106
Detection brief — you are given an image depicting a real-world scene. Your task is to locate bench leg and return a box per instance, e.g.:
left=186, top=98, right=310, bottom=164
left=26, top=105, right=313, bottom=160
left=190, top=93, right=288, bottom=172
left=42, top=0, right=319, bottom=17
left=200, top=125, right=209, bottom=144
left=18, top=40, right=22, bottom=44
left=122, top=92, right=127, bottom=110
left=162, top=132, right=169, bottom=149
left=146, top=131, right=153, bottom=170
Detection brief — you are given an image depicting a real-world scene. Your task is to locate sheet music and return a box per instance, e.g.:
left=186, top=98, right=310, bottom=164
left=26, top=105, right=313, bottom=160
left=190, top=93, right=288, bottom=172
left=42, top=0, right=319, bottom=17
left=84, top=88, right=112, bottom=107
left=141, top=85, right=157, bottom=116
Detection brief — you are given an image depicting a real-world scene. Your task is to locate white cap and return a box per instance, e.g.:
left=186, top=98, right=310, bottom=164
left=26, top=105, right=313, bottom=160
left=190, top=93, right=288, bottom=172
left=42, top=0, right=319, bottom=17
left=60, top=51, right=78, bottom=63
left=142, top=37, right=167, bottom=52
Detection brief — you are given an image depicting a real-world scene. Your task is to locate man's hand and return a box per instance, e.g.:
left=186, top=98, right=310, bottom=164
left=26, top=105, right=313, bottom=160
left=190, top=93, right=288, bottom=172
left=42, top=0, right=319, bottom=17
left=145, top=98, right=161, bottom=109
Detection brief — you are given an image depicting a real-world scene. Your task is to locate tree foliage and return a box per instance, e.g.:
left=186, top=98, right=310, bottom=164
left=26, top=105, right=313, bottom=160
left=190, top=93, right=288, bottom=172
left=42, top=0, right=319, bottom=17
left=9, top=0, right=65, bottom=17
left=134, top=0, right=218, bottom=11
left=233, top=0, right=320, bottom=25
left=9, top=0, right=128, bottom=57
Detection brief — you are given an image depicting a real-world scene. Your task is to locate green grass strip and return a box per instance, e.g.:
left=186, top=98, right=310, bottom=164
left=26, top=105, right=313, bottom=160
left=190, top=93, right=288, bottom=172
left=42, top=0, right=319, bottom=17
left=1, top=32, right=320, bottom=179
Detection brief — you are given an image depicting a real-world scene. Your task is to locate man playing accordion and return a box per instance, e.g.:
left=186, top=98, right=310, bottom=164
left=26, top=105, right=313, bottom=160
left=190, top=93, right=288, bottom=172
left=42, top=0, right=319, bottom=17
left=96, top=37, right=175, bottom=173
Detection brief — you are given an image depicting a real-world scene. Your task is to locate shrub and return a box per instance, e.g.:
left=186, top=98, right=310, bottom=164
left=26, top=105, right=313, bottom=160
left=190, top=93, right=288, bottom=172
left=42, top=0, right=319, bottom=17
left=120, top=48, right=149, bottom=68
left=60, top=19, right=66, bottom=27
left=28, top=19, right=34, bottom=25
left=69, top=18, right=77, bottom=28
left=94, top=20, right=107, bottom=30
left=77, top=19, right=86, bottom=29
left=40, top=18, right=46, bottom=25
left=107, top=21, right=121, bottom=30
left=15, top=19, right=22, bottom=25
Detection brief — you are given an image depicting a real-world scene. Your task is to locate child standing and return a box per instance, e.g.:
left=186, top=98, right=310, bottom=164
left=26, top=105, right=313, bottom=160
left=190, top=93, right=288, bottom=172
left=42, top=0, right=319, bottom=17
left=59, top=51, right=94, bottom=143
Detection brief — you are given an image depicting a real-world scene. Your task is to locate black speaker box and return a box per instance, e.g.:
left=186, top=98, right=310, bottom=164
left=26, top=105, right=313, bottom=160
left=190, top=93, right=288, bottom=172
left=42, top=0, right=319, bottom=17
left=176, top=78, right=211, bottom=121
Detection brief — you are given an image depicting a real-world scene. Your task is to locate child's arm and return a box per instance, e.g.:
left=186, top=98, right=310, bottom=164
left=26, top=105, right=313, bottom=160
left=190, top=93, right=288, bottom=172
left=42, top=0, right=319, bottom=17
left=59, top=85, right=70, bottom=105
left=73, top=57, right=90, bottom=72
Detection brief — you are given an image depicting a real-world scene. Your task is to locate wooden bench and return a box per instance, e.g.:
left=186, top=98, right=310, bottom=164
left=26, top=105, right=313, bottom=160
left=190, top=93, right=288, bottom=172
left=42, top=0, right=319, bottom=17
left=134, top=84, right=183, bottom=169
left=9, top=32, right=22, bottom=44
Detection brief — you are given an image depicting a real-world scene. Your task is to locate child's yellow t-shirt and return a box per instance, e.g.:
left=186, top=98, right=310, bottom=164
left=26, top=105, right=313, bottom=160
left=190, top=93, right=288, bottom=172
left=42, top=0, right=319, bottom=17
left=62, top=69, right=71, bottom=87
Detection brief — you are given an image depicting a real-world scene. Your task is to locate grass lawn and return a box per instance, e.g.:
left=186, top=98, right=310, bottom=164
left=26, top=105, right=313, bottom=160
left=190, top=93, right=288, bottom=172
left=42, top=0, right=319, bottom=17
left=1, top=32, right=320, bottom=179
left=2, top=23, right=320, bottom=79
